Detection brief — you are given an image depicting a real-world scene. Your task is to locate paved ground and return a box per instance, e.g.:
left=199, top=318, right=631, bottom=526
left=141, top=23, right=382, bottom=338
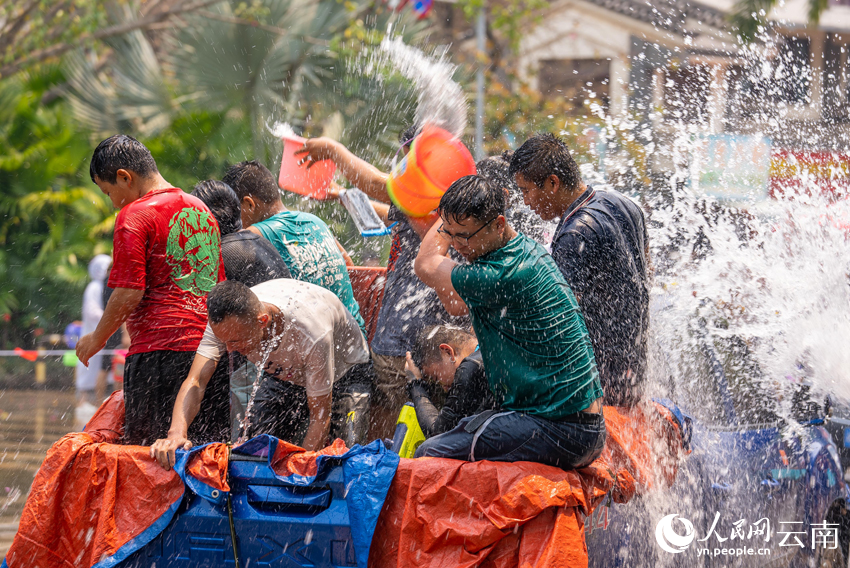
left=0, top=389, right=77, bottom=558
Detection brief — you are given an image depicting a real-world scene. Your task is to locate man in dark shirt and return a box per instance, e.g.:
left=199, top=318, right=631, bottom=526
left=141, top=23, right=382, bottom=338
left=191, top=180, right=291, bottom=287
left=404, top=325, right=493, bottom=437
left=510, top=133, right=650, bottom=407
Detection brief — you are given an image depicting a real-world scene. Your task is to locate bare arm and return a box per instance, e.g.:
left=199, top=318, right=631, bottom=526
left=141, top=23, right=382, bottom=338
left=296, top=138, right=391, bottom=203
left=76, top=287, right=144, bottom=365
left=302, top=393, right=332, bottom=451
left=407, top=210, right=440, bottom=240
left=414, top=221, right=469, bottom=317
left=150, top=354, right=218, bottom=469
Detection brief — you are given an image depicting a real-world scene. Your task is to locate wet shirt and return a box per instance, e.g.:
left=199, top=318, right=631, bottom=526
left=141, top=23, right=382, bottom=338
left=196, top=279, right=369, bottom=398
left=451, top=234, right=603, bottom=420
left=408, top=350, right=494, bottom=437
left=551, top=188, right=649, bottom=407
left=371, top=206, right=466, bottom=357
left=251, top=211, right=366, bottom=336
left=221, top=230, right=291, bottom=287
left=108, top=188, right=224, bottom=356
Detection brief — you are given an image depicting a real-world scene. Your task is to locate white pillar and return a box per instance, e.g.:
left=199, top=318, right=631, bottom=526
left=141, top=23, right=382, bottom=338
left=609, top=55, right=630, bottom=118
left=707, top=64, right=727, bottom=134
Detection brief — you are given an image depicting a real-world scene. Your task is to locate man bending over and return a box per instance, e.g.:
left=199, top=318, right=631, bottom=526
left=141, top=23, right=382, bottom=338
left=413, top=175, right=606, bottom=469
left=404, top=325, right=494, bottom=438
left=150, top=279, right=370, bottom=469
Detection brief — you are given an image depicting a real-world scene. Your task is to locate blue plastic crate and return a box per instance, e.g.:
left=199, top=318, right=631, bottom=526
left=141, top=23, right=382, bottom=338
left=119, top=454, right=356, bottom=567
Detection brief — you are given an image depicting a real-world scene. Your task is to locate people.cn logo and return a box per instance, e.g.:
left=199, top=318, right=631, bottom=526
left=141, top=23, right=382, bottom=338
left=655, top=514, right=696, bottom=554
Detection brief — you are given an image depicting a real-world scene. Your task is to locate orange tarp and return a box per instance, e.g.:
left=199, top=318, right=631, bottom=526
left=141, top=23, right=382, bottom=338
left=369, top=401, right=687, bottom=568
left=3, top=391, right=229, bottom=568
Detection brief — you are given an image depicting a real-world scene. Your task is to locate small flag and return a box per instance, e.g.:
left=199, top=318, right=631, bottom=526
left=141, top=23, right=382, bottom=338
left=410, top=0, right=433, bottom=18
left=14, top=348, right=38, bottom=362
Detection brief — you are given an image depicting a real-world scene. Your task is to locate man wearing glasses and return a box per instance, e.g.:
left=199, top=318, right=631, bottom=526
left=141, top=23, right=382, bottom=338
left=413, top=175, right=606, bottom=469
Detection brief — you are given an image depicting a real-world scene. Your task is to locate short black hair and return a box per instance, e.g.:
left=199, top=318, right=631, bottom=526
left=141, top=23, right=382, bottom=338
left=439, top=174, right=506, bottom=224
left=191, top=180, right=242, bottom=236
left=411, top=325, right=475, bottom=370
left=477, top=151, right=517, bottom=195
left=222, top=160, right=281, bottom=205
left=508, top=133, right=581, bottom=190
left=207, top=280, right=261, bottom=324
left=89, top=134, right=158, bottom=184
left=399, top=124, right=420, bottom=147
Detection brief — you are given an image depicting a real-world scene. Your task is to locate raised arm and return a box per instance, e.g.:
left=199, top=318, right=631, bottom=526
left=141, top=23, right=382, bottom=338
left=296, top=138, right=390, bottom=203
left=150, top=353, right=218, bottom=469
left=414, top=221, right=469, bottom=316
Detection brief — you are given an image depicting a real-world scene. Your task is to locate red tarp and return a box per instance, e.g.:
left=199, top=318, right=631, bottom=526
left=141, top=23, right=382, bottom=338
left=348, top=267, right=387, bottom=344
left=369, top=401, right=688, bottom=568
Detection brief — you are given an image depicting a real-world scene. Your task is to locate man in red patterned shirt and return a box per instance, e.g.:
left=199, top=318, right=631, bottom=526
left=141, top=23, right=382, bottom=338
left=77, top=135, right=228, bottom=445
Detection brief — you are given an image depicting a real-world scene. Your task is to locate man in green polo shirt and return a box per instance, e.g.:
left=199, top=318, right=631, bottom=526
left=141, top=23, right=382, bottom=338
left=413, top=174, right=605, bottom=469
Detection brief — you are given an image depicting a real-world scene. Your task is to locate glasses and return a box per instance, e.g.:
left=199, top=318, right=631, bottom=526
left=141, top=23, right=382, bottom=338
left=438, top=217, right=498, bottom=247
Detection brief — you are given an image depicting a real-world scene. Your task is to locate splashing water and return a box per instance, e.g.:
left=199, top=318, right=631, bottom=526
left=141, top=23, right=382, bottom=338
left=370, top=35, right=467, bottom=138
left=237, top=311, right=292, bottom=442
left=267, top=121, right=297, bottom=140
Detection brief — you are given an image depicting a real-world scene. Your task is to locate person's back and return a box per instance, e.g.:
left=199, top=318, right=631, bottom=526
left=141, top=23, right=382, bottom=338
left=510, top=134, right=649, bottom=407
left=113, top=188, right=223, bottom=349
left=552, top=189, right=649, bottom=406
left=223, top=161, right=366, bottom=335
left=191, top=180, right=291, bottom=288
left=221, top=231, right=291, bottom=287
left=251, top=210, right=358, bottom=308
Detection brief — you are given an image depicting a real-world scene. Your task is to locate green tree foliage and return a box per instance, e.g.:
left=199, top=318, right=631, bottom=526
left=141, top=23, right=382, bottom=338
left=65, top=0, right=426, bottom=164
left=0, top=69, right=114, bottom=346
left=732, top=0, right=827, bottom=41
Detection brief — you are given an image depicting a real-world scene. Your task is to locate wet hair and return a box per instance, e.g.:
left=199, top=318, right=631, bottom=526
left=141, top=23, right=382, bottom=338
left=191, top=180, right=243, bottom=236
left=411, top=325, right=475, bottom=370
left=222, top=160, right=281, bottom=205
left=399, top=124, right=420, bottom=147
left=439, top=175, right=506, bottom=224
left=89, top=134, right=158, bottom=184
left=207, top=280, right=262, bottom=324
left=508, top=133, right=581, bottom=190
left=477, top=151, right=518, bottom=196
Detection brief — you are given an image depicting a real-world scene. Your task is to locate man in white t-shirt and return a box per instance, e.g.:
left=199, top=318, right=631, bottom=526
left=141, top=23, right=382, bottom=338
left=150, top=279, right=371, bottom=469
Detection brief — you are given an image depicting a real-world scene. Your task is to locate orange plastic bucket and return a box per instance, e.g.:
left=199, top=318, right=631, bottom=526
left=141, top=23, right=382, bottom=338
left=387, top=125, right=477, bottom=217
left=278, top=134, right=336, bottom=200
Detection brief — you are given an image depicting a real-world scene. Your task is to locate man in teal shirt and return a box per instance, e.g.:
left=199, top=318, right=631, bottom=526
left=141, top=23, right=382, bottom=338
left=414, top=174, right=605, bottom=469
left=223, top=161, right=366, bottom=337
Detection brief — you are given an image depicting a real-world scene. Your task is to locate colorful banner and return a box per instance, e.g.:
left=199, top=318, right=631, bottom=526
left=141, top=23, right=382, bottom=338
left=692, top=134, right=771, bottom=201
left=769, top=149, right=850, bottom=200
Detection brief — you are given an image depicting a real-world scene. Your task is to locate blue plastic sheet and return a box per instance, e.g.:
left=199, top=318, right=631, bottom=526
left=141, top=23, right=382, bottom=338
left=233, top=436, right=400, bottom=568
